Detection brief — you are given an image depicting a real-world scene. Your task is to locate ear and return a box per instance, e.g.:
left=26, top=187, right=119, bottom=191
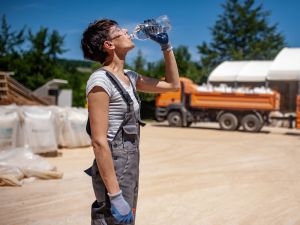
left=103, top=40, right=115, bottom=50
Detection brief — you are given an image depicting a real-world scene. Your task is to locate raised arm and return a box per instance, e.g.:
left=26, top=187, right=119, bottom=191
left=136, top=22, right=180, bottom=93
left=136, top=48, right=180, bottom=93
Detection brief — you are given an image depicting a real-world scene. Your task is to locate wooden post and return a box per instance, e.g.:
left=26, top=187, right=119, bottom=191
left=0, top=72, right=10, bottom=104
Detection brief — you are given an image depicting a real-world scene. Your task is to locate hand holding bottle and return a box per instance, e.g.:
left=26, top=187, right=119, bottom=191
left=130, top=15, right=172, bottom=51
left=142, top=19, right=171, bottom=51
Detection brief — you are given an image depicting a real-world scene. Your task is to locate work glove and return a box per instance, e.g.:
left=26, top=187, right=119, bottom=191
left=143, top=19, right=172, bottom=51
left=108, top=190, right=133, bottom=224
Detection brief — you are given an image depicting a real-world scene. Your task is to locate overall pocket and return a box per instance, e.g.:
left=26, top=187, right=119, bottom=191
left=122, top=124, right=138, bottom=151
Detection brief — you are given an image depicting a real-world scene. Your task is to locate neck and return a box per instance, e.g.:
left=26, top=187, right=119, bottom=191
left=103, top=53, right=126, bottom=74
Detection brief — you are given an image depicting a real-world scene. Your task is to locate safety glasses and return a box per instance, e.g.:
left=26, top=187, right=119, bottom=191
left=110, top=26, right=127, bottom=40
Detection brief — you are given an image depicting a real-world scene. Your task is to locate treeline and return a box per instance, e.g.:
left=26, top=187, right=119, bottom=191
left=0, top=15, right=94, bottom=106
left=0, top=14, right=202, bottom=107
left=0, top=0, right=285, bottom=109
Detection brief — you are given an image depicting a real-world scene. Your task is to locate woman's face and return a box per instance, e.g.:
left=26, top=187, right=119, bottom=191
left=109, top=25, right=135, bottom=51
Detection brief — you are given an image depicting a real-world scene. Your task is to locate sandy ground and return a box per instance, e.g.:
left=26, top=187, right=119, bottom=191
left=1, top=122, right=300, bottom=225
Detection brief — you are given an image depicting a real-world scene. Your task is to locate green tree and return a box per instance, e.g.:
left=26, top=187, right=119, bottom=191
left=0, top=16, right=95, bottom=107
left=197, top=0, right=285, bottom=81
left=0, top=15, right=26, bottom=73
left=145, top=60, right=164, bottom=79
left=56, top=59, right=93, bottom=107
left=173, top=45, right=201, bottom=82
left=132, top=49, right=146, bottom=74
left=0, top=15, right=25, bottom=57
left=16, top=27, right=66, bottom=89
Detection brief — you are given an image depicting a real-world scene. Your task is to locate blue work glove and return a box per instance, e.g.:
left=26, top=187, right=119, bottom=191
left=108, top=191, right=133, bottom=224
left=143, top=19, right=172, bottom=51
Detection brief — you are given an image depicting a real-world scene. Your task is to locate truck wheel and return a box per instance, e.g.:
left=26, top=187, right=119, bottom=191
left=241, top=114, right=262, bottom=132
left=167, top=111, right=182, bottom=127
left=255, top=112, right=264, bottom=131
left=219, top=113, right=238, bottom=131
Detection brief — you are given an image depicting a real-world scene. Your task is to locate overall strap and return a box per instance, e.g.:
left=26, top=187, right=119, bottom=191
left=125, top=71, right=146, bottom=127
left=101, top=68, right=146, bottom=126
left=101, top=69, right=134, bottom=112
left=124, top=71, right=142, bottom=104
left=86, top=69, right=138, bottom=138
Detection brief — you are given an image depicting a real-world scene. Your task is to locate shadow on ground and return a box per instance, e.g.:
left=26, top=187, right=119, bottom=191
left=151, top=123, right=271, bottom=134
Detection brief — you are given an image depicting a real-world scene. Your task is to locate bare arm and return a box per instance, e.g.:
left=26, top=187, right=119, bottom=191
left=136, top=49, right=180, bottom=93
left=88, top=86, right=120, bottom=194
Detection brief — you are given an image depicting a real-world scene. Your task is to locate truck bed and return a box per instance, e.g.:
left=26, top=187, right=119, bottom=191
left=190, top=91, right=280, bottom=111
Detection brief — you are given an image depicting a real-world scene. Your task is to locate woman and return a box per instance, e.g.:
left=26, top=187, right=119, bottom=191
left=81, top=18, right=179, bottom=225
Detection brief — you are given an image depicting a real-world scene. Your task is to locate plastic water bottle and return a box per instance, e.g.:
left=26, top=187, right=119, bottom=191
left=130, top=15, right=171, bottom=40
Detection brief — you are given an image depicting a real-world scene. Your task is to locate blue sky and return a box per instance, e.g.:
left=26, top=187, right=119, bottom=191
left=1, top=0, right=300, bottom=65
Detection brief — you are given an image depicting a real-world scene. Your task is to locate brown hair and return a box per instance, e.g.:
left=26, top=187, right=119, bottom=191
left=81, top=19, right=117, bottom=63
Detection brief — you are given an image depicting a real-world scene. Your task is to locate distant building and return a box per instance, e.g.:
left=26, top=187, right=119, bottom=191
left=34, top=79, right=72, bottom=107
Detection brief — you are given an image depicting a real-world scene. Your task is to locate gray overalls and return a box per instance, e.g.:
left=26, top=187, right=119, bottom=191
left=85, top=70, right=145, bottom=225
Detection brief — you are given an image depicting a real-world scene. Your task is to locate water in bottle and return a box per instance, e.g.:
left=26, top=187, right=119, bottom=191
left=130, top=15, right=171, bottom=40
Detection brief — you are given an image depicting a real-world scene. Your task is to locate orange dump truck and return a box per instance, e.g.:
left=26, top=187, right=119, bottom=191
left=155, top=77, right=280, bottom=132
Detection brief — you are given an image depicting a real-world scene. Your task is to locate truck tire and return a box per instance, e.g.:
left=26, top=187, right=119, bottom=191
left=241, top=114, right=262, bottom=132
left=219, top=112, right=238, bottom=131
left=254, top=112, right=264, bottom=131
left=167, top=111, right=182, bottom=127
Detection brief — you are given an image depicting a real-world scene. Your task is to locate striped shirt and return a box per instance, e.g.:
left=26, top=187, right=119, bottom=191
left=86, top=69, right=140, bottom=141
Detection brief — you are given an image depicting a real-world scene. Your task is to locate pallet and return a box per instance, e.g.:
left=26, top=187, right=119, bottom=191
left=37, top=151, right=63, bottom=157
left=0, top=71, right=49, bottom=105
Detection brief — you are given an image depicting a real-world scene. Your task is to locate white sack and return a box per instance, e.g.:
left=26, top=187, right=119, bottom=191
left=62, top=108, right=90, bottom=148
left=0, top=147, right=63, bottom=186
left=0, top=110, right=19, bottom=150
left=21, top=107, right=57, bottom=153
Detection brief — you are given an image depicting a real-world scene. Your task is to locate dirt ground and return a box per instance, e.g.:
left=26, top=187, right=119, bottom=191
left=1, top=122, right=300, bottom=225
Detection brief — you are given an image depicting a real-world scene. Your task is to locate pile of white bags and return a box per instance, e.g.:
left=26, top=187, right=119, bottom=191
left=49, top=106, right=67, bottom=148
left=21, top=107, right=57, bottom=154
left=0, top=111, right=19, bottom=149
left=0, top=147, right=63, bottom=186
left=60, top=108, right=90, bottom=148
left=0, top=105, right=91, bottom=152
left=197, top=83, right=273, bottom=94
